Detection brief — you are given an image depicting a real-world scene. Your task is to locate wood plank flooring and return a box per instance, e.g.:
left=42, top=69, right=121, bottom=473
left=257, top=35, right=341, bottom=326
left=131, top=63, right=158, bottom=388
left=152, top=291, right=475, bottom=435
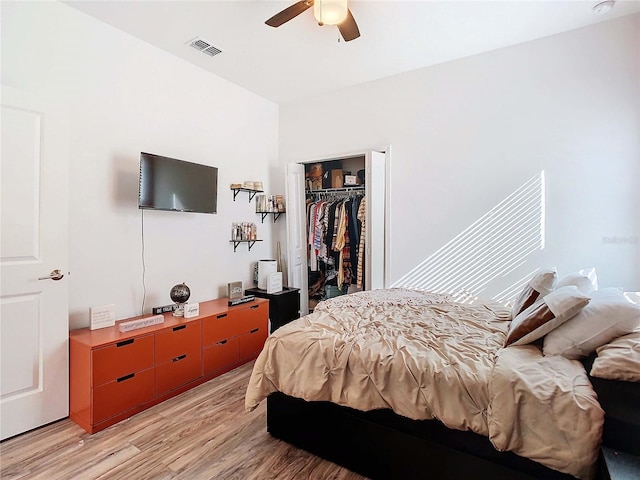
left=0, top=362, right=367, bottom=480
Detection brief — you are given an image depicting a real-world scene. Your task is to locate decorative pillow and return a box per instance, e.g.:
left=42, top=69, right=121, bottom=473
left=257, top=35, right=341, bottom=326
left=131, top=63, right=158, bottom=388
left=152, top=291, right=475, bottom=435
left=505, top=285, right=590, bottom=347
left=590, top=329, right=640, bottom=382
left=510, top=269, right=557, bottom=319
left=556, top=267, right=598, bottom=295
left=543, top=288, right=640, bottom=359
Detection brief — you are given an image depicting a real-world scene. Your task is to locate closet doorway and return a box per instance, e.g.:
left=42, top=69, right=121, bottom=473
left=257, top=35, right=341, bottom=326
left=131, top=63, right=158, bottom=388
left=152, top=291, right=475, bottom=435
left=285, top=150, right=388, bottom=315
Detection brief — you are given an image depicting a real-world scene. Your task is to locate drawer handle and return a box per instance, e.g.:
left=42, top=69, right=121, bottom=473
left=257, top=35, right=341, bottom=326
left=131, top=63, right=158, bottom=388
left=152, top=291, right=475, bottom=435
left=116, top=339, right=134, bottom=347
left=173, top=354, right=187, bottom=362
left=173, top=325, right=186, bottom=331
left=250, top=328, right=259, bottom=334
left=217, top=313, right=227, bottom=319
left=250, top=305, right=259, bottom=310
left=218, top=339, right=228, bottom=345
left=117, top=373, right=135, bottom=382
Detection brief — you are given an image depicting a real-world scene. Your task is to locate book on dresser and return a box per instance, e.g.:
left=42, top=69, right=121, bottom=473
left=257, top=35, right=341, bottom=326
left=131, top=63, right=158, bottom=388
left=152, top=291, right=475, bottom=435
left=68, top=297, right=269, bottom=434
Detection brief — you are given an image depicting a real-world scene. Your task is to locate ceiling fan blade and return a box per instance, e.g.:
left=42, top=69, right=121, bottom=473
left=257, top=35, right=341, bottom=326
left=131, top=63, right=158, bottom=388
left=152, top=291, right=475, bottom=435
left=337, top=9, right=360, bottom=42
left=265, top=1, right=313, bottom=28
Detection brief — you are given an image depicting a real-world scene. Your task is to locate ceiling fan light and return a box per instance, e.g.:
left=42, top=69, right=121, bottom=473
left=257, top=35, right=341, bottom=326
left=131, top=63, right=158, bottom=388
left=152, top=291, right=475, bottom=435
left=314, top=0, right=348, bottom=26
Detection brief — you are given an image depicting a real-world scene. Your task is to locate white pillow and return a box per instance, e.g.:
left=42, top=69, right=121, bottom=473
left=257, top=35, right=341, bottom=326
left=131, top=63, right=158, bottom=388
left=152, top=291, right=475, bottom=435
left=556, top=267, right=598, bottom=295
left=505, top=285, right=589, bottom=347
left=543, top=288, right=640, bottom=359
left=590, top=328, right=640, bottom=382
left=510, top=269, right=557, bottom=319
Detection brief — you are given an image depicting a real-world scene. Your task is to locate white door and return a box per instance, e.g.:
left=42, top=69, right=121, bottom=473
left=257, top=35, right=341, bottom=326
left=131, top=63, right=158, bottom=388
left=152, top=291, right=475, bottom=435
left=285, top=151, right=388, bottom=314
left=1, top=86, right=69, bottom=440
left=365, top=151, right=386, bottom=290
left=285, top=162, right=308, bottom=316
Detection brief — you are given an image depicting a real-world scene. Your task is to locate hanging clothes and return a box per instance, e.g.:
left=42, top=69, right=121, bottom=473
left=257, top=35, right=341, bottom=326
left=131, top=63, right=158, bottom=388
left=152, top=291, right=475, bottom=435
left=356, top=197, right=366, bottom=289
left=306, top=193, right=365, bottom=294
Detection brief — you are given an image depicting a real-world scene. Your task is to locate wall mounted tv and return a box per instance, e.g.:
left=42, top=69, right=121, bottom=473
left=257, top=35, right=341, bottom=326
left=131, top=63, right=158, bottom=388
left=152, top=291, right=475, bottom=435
left=138, top=152, right=218, bottom=214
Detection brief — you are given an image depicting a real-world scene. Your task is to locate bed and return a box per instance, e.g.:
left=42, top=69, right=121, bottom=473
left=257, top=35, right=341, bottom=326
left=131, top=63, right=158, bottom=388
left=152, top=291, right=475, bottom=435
left=245, top=288, right=639, bottom=479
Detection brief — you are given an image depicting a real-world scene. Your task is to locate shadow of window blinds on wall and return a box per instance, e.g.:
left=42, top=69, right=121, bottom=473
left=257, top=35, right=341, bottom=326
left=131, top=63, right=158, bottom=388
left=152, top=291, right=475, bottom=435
left=393, top=171, right=546, bottom=304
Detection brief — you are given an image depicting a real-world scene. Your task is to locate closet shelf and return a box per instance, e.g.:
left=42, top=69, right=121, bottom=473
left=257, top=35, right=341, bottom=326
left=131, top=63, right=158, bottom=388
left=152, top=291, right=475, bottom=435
left=229, top=239, right=262, bottom=252
left=257, top=211, right=284, bottom=223
left=307, top=186, right=364, bottom=194
left=231, top=187, right=264, bottom=202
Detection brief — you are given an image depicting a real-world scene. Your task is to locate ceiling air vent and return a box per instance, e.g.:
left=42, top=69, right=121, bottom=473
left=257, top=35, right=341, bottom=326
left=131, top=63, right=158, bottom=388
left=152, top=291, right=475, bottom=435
left=187, top=37, right=222, bottom=57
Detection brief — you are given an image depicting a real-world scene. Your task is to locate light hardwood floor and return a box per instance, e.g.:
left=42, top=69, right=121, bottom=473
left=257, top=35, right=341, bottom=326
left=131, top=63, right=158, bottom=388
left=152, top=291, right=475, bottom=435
left=0, top=361, right=367, bottom=480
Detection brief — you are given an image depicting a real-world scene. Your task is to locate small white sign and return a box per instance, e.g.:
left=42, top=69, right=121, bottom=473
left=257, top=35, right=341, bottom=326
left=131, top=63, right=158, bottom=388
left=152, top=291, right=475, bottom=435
left=184, top=302, right=200, bottom=318
left=267, top=272, right=283, bottom=294
left=119, top=314, right=164, bottom=333
left=90, top=304, right=116, bottom=330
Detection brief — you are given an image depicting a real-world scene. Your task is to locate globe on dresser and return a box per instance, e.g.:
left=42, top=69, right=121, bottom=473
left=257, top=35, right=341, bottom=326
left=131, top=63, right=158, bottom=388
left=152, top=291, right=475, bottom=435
left=170, top=282, right=191, bottom=317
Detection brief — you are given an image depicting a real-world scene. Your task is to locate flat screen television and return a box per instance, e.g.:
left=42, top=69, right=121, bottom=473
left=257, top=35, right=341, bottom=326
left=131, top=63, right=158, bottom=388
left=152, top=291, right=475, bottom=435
left=138, top=152, right=218, bottom=214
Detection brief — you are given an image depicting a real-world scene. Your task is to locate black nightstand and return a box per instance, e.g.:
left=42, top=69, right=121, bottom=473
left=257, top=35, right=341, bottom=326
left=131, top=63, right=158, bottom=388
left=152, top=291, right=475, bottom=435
left=245, top=287, right=300, bottom=333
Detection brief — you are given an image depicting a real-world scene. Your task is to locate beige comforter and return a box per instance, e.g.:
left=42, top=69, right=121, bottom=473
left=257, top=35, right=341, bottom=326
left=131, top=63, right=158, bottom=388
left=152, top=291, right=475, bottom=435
left=245, top=289, right=603, bottom=479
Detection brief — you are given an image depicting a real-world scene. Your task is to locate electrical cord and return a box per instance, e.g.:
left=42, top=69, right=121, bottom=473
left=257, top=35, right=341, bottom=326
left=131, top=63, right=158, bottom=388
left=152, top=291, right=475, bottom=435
left=141, top=208, right=147, bottom=316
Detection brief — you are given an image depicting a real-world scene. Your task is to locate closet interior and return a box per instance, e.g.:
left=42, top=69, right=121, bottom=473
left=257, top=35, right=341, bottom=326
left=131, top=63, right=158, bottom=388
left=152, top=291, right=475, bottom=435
left=305, top=156, right=366, bottom=312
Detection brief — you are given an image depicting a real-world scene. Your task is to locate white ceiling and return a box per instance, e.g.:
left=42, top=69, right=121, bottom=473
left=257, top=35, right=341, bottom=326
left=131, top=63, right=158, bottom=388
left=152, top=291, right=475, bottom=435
left=65, top=0, right=639, bottom=105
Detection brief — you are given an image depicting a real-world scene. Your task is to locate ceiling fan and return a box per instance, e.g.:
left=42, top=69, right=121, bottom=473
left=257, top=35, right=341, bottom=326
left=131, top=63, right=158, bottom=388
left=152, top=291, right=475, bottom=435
left=265, top=0, right=361, bottom=42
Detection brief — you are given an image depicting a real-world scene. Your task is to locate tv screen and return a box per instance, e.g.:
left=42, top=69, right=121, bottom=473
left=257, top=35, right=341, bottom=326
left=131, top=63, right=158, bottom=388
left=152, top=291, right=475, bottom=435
left=138, top=152, right=218, bottom=214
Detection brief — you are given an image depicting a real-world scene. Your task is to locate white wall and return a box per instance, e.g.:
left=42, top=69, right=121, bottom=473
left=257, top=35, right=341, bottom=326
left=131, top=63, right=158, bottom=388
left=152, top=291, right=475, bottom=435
left=2, top=1, right=280, bottom=329
left=279, top=14, right=640, bottom=299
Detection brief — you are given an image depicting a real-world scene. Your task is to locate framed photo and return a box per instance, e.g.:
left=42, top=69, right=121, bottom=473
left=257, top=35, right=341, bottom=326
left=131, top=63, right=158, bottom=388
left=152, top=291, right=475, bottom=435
left=228, top=281, right=243, bottom=299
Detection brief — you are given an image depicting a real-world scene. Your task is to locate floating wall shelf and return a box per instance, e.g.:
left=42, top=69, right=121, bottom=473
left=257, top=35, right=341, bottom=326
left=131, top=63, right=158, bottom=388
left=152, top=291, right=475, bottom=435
left=257, top=212, right=284, bottom=224
left=230, top=239, right=262, bottom=252
left=231, top=187, right=263, bottom=202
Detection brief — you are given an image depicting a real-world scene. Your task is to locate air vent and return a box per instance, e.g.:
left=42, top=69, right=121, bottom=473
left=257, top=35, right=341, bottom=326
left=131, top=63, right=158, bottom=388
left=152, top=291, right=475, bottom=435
left=187, top=37, right=222, bottom=58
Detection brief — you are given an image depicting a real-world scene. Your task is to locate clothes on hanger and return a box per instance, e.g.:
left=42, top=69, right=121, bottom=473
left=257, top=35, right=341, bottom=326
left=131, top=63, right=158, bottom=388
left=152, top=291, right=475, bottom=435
left=306, top=192, right=365, bottom=293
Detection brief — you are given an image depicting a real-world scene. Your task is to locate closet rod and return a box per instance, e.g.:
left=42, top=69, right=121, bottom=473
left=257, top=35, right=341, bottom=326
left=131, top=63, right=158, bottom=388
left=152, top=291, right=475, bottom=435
left=308, top=186, right=365, bottom=200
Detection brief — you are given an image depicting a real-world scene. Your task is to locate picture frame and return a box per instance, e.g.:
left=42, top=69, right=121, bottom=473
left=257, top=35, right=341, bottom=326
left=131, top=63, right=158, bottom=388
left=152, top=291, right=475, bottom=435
left=228, top=281, right=243, bottom=299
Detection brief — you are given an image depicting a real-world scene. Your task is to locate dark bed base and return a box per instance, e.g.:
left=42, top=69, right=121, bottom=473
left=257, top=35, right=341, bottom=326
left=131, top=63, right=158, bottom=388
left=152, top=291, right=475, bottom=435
left=267, top=392, right=575, bottom=480
left=582, top=354, right=640, bottom=457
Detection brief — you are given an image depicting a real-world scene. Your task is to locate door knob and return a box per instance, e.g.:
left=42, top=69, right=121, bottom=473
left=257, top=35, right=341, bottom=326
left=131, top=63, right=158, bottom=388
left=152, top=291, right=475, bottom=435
left=38, top=269, right=64, bottom=281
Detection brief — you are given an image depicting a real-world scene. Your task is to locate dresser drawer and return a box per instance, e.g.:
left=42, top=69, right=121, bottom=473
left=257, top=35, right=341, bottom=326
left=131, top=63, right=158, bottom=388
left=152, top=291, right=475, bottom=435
left=238, top=302, right=268, bottom=334
left=238, top=325, right=268, bottom=360
left=92, top=335, right=154, bottom=387
left=155, top=321, right=201, bottom=364
left=202, top=311, right=244, bottom=346
left=155, top=349, right=202, bottom=396
left=203, top=337, right=239, bottom=375
left=92, top=367, right=154, bottom=423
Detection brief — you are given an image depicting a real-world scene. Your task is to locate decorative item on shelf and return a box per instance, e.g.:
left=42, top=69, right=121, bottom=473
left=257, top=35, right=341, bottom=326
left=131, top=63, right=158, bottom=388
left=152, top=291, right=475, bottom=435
left=307, top=163, right=323, bottom=190
left=228, top=281, right=243, bottom=299
left=256, top=194, right=286, bottom=223
left=90, top=304, right=116, bottom=331
left=344, top=174, right=358, bottom=186
left=170, top=282, right=191, bottom=317
left=119, top=314, right=164, bottom=332
left=276, top=241, right=288, bottom=287
left=231, top=181, right=263, bottom=201
left=230, top=222, right=261, bottom=251
left=183, top=302, right=200, bottom=319
left=231, top=222, right=257, bottom=241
